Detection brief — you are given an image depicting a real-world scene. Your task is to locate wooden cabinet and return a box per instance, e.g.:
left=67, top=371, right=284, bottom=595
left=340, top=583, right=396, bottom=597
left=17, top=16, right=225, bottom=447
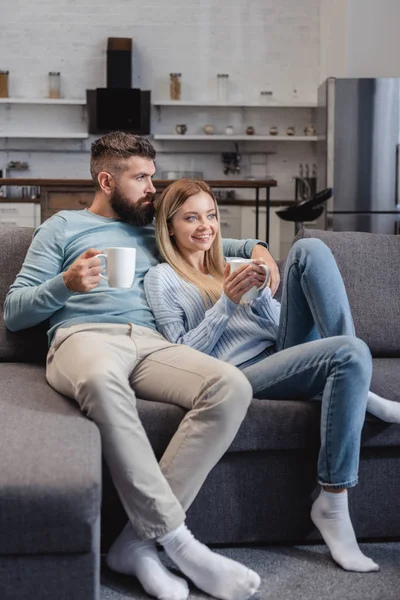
left=41, top=185, right=94, bottom=221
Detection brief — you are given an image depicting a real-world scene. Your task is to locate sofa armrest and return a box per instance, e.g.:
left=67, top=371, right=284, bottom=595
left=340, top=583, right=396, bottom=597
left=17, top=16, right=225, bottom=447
left=0, top=363, right=102, bottom=555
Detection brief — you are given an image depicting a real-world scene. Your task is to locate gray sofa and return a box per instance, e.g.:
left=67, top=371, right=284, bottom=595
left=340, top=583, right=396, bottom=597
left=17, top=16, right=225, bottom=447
left=1, top=226, right=400, bottom=600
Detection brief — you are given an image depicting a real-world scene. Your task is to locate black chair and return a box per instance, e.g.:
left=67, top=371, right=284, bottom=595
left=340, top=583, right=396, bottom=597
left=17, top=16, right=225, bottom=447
left=276, top=188, right=333, bottom=235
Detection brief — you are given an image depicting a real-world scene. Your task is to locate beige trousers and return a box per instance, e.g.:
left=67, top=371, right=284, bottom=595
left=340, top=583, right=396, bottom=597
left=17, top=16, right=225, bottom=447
left=46, top=323, right=252, bottom=539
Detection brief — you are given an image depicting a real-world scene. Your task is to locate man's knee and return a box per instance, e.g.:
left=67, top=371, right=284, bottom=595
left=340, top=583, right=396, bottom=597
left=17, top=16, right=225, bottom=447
left=208, top=361, right=253, bottom=420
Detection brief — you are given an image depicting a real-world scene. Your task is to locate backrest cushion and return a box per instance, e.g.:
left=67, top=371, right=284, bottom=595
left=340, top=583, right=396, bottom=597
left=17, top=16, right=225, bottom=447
left=0, top=226, right=48, bottom=362
left=297, top=229, right=400, bottom=356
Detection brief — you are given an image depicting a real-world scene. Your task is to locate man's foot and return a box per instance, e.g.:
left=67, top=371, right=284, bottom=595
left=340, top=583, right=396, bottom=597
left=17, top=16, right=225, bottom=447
left=311, top=489, right=379, bottom=572
left=106, top=523, right=189, bottom=600
left=367, top=391, right=400, bottom=424
left=158, top=524, right=261, bottom=600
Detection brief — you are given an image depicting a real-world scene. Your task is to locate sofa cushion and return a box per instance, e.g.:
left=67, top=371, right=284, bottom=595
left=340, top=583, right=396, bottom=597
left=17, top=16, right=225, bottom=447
left=297, top=229, right=400, bottom=357
left=0, top=226, right=48, bottom=363
left=139, top=356, right=400, bottom=456
left=0, top=363, right=101, bottom=555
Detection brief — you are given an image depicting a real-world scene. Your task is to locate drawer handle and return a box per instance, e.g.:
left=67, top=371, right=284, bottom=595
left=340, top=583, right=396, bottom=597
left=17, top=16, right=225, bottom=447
left=251, top=208, right=267, bottom=213
left=78, top=198, right=90, bottom=206
left=220, top=221, right=230, bottom=227
left=0, top=208, right=18, bottom=214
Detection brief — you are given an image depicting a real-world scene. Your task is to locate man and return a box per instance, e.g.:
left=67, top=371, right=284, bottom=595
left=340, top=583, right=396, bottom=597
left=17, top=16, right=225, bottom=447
left=4, top=132, right=279, bottom=600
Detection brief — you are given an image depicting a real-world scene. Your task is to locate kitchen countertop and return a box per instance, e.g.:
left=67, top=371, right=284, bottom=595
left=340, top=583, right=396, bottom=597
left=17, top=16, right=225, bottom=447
left=0, top=177, right=295, bottom=206
left=0, top=178, right=277, bottom=187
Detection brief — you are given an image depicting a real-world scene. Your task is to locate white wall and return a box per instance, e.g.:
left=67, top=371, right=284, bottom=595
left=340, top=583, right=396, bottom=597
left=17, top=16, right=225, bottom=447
left=347, top=0, right=400, bottom=77
left=0, top=0, right=320, bottom=201
left=319, top=0, right=348, bottom=82
left=319, top=0, right=400, bottom=81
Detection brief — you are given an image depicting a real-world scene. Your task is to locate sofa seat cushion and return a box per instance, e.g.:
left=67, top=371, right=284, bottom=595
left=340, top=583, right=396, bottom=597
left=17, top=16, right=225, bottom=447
left=139, top=357, right=400, bottom=455
left=0, top=363, right=101, bottom=555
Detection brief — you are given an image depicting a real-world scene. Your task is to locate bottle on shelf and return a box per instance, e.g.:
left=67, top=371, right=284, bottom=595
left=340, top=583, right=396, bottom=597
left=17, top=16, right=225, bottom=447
left=217, top=74, right=229, bottom=103
left=48, top=72, right=61, bottom=99
left=170, top=73, right=182, bottom=100
left=0, top=70, right=9, bottom=98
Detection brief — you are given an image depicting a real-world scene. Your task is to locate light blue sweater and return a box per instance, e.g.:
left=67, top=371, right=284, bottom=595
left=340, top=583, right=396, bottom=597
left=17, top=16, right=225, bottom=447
left=4, top=209, right=263, bottom=345
left=144, top=263, right=281, bottom=367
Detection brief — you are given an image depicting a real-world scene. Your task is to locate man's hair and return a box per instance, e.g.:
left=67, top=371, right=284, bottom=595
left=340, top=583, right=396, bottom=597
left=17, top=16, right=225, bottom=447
left=90, top=131, right=156, bottom=189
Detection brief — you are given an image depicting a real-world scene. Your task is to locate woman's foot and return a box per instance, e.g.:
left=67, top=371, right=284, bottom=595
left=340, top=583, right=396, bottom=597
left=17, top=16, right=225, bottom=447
left=159, top=524, right=261, bottom=600
left=311, top=489, right=379, bottom=572
left=106, top=523, right=189, bottom=600
left=367, top=391, right=400, bottom=424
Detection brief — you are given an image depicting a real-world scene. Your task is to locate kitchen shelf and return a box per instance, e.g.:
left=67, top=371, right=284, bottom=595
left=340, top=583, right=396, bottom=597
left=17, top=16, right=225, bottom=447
left=0, top=132, right=89, bottom=139
left=0, top=98, right=86, bottom=105
left=153, top=134, right=318, bottom=141
left=152, top=100, right=317, bottom=108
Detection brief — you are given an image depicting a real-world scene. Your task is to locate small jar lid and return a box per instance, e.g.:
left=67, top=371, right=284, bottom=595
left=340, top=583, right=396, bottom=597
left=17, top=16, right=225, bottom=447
left=49, top=71, right=60, bottom=76
left=0, top=70, right=9, bottom=74
left=170, top=73, right=182, bottom=77
left=217, top=73, right=229, bottom=78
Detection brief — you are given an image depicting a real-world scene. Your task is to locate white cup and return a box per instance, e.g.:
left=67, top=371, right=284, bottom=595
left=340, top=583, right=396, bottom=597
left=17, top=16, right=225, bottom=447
left=228, top=258, right=270, bottom=302
left=96, top=247, right=136, bottom=288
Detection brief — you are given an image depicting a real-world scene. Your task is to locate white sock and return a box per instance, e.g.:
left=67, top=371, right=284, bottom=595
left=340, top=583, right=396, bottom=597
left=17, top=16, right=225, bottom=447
left=311, top=489, right=379, bottom=572
left=367, top=391, right=400, bottom=424
left=106, top=522, right=189, bottom=600
left=158, top=524, right=261, bottom=600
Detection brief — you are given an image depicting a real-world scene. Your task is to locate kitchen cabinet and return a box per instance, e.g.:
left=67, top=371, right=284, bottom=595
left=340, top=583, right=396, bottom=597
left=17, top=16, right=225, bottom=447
left=0, top=202, right=40, bottom=227
left=218, top=205, right=242, bottom=240
left=240, top=205, right=295, bottom=260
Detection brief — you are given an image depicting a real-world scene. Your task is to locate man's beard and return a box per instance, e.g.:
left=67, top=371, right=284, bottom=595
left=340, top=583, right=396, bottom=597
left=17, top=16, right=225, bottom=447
left=110, top=186, right=155, bottom=227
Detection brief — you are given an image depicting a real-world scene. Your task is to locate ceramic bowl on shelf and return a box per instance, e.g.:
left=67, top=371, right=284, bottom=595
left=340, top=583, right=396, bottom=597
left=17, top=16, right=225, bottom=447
left=175, top=124, right=187, bottom=135
left=203, top=124, right=215, bottom=135
left=304, top=124, right=316, bottom=136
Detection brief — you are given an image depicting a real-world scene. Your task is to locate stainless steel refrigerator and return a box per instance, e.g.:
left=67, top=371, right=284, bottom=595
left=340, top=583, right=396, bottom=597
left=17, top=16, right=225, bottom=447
left=317, top=77, right=400, bottom=234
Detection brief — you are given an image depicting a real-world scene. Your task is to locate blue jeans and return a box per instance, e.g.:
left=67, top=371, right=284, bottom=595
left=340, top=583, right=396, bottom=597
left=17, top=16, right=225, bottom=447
left=241, top=238, right=372, bottom=488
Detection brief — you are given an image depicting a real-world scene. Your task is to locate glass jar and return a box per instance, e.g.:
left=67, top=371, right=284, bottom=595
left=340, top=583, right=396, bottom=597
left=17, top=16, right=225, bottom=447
left=217, top=74, right=229, bottom=103
left=260, top=90, right=273, bottom=104
left=169, top=73, right=182, bottom=100
left=0, top=70, right=9, bottom=98
left=48, top=72, right=61, bottom=99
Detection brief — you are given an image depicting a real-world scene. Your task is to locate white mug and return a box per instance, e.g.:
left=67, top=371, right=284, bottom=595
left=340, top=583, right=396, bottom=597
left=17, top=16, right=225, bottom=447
left=228, top=258, right=270, bottom=302
left=96, top=247, right=136, bottom=288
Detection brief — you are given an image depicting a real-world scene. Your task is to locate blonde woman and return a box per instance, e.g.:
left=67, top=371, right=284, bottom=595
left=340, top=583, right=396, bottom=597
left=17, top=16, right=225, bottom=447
left=145, top=179, right=400, bottom=574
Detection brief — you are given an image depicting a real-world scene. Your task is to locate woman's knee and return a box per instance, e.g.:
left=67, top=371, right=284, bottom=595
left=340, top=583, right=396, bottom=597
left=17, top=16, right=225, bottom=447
left=334, top=335, right=372, bottom=379
left=291, top=237, right=331, bottom=260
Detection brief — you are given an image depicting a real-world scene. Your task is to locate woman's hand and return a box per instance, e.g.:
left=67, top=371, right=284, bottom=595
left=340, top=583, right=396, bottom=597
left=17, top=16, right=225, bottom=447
left=251, top=245, right=280, bottom=296
left=223, top=262, right=267, bottom=304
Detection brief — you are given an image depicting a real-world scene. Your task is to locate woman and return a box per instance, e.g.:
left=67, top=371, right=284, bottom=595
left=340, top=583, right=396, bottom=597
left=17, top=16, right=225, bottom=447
left=144, top=179, right=400, bottom=573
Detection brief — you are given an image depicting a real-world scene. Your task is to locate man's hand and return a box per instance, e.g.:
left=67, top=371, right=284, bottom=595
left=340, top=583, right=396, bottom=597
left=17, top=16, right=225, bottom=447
left=251, top=244, right=280, bottom=296
left=63, top=248, right=104, bottom=292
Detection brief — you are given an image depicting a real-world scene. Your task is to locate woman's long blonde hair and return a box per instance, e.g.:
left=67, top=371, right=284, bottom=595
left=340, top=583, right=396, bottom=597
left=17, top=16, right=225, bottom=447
left=155, top=179, right=225, bottom=306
